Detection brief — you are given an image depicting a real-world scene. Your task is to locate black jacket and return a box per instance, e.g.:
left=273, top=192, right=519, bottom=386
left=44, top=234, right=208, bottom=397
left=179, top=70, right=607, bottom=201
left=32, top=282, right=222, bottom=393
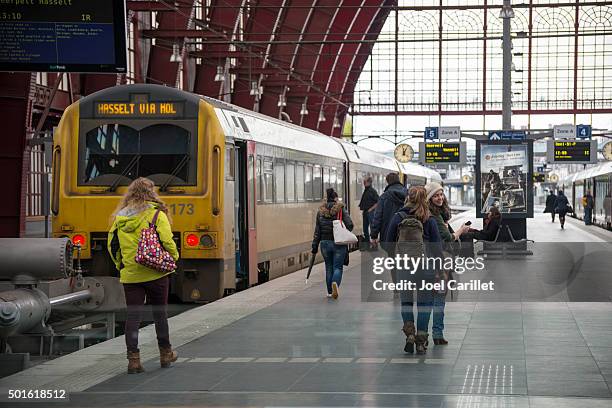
left=544, top=194, right=557, bottom=213
left=359, top=186, right=379, bottom=211
left=312, top=201, right=354, bottom=253
left=370, top=182, right=407, bottom=240
left=555, top=194, right=570, bottom=215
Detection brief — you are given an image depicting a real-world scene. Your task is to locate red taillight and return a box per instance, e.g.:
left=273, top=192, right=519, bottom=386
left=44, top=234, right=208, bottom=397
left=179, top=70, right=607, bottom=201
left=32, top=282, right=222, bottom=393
left=72, top=234, right=86, bottom=247
left=186, top=234, right=199, bottom=247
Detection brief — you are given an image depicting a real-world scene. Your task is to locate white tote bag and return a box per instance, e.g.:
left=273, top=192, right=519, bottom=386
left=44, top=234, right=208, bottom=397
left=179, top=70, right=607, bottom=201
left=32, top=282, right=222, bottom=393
left=333, top=209, right=358, bottom=245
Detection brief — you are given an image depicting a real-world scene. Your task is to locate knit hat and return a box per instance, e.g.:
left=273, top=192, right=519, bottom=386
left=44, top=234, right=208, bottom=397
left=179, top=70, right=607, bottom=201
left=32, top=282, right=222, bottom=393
left=425, top=181, right=443, bottom=202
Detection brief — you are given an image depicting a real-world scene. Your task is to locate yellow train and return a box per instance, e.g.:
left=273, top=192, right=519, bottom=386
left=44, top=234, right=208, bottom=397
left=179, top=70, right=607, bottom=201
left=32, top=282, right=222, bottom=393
left=52, top=84, right=440, bottom=302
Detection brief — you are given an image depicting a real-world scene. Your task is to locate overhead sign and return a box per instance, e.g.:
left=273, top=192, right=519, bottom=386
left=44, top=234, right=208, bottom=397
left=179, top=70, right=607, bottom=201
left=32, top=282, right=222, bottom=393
left=533, top=173, right=545, bottom=183
left=439, top=126, right=460, bottom=139
left=553, top=124, right=576, bottom=139
left=424, top=126, right=460, bottom=140
left=488, top=130, right=526, bottom=141
left=576, top=124, right=592, bottom=139
left=419, top=141, right=467, bottom=165
left=547, top=140, right=597, bottom=164
left=0, top=0, right=127, bottom=73
left=424, top=127, right=438, bottom=141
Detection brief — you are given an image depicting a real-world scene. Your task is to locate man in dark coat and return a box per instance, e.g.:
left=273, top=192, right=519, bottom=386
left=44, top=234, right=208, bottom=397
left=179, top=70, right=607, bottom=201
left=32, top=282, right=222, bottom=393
left=544, top=190, right=557, bottom=222
left=584, top=190, right=594, bottom=225
left=358, top=176, right=379, bottom=248
left=370, top=172, right=407, bottom=251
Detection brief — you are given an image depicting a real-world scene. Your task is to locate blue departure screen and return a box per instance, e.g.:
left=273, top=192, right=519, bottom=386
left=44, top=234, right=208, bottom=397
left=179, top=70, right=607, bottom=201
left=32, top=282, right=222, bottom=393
left=0, top=0, right=127, bottom=73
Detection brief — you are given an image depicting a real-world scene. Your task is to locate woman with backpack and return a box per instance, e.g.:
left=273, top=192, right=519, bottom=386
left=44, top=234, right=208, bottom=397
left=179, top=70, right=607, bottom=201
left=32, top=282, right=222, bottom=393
left=312, top=188, right=354, bottom=299
left=425, top=182, right=469, bottom=346
left=107, top=177, right=180, bottom=374
left=385, top=186, right=443, bottom=354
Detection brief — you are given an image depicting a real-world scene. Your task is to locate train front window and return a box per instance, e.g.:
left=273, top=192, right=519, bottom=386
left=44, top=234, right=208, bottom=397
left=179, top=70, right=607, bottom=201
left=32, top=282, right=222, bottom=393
left=81, top=123, right=196, bottom=186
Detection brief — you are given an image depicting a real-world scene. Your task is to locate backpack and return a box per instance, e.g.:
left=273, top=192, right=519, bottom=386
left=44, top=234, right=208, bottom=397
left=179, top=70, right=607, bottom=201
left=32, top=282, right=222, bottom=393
left=582, top=196, right=588, bottom=207
left=395, top=212, right=424, bottom=259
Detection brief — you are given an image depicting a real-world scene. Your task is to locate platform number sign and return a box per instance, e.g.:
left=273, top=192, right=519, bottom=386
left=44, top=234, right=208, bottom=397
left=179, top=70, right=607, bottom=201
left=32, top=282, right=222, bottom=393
left=576, top=125, right=592, bottom=139
left=425, top=127, right=438, bottom=141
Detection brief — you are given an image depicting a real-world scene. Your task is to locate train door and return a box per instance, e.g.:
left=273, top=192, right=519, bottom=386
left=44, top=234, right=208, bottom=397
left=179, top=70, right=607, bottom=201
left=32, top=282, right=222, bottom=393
left=235, top=141, right=258, bottom=289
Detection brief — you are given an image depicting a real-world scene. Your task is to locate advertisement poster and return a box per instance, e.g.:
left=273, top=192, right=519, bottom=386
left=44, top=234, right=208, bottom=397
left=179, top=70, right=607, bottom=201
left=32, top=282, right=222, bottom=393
left=479, top=143, right=530, bottom=215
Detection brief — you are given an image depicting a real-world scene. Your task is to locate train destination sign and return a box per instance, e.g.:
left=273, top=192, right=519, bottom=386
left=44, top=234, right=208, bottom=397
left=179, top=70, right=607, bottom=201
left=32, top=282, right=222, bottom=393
left=547, top=139, right=597, bottom=164
left=0, top=0, right=127, bottom=72
left=419, top=141, right=467, bottom=165
left=94, top=102, right=184, bottom=118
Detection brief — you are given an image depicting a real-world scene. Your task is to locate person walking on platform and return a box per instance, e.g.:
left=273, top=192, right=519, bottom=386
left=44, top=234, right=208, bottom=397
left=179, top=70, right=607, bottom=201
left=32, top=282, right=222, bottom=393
left=370, top=172, right=407, bottom=257
left=108, top=178, right=180, bottom=374
left=583, top=190, right=594, bottom=225
left=385, top=186, right=443, bottom=354
left=312, top=188, right=354, bottom=299
left=544, top=190, right=557, bottom=222
left=425, top=182, right=469, bottom=346
left=358, top=176, right=379, bottom=250
left=555, top=190, right=570, bottom=230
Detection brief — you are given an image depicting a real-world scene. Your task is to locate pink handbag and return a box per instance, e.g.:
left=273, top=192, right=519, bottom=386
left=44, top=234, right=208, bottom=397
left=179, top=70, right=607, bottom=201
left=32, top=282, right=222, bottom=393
left=135, top=210, right=177, bottom=272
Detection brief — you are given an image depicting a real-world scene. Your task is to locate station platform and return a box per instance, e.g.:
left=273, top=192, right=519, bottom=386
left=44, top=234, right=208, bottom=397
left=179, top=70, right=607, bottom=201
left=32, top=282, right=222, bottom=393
left=2, top=211, right=612, bottom=408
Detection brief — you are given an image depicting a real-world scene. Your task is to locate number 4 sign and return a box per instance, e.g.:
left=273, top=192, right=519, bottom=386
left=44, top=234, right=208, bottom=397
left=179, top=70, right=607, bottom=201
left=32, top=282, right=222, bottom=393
left=576, top=124, right=592, bottom=139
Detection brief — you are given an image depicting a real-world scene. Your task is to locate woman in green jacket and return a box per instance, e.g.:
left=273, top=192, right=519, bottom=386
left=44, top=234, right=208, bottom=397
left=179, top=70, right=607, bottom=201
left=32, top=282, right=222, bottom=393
left=108, top=177, right=179, bottom=374
left=425, top=182, right=468, bottom=345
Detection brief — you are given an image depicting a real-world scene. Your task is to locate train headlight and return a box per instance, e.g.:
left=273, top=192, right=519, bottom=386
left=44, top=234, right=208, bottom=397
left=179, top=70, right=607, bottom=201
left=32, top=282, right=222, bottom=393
left=199, top=234, right=214, bottom=248
left=72, top=234, right=86, bottom=247
left=186, top=234, right=199, bottom=247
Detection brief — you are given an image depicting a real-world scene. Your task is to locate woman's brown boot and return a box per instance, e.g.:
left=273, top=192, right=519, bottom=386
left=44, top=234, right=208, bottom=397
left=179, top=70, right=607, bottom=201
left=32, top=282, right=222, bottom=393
left=415, top=333, right=429, bottom=355
left=159, top=346, right=178, bottom=368
left=127, top=351, right=144, bottom=374
left=402, top=322, right=416, bottom=353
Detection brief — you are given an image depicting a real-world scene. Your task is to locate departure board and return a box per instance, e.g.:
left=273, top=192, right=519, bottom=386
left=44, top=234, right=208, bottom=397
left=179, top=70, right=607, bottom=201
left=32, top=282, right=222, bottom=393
left=419, top=142, right=466, bottom=165
left=547, top=140, right=597, bottom=164
left=0, top=0, right=127, bottom=73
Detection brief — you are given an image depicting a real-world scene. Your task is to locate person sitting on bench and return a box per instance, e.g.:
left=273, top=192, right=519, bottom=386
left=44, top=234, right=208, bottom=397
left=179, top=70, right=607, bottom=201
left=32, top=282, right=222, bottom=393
left=461, top=207, right=502, bottom=242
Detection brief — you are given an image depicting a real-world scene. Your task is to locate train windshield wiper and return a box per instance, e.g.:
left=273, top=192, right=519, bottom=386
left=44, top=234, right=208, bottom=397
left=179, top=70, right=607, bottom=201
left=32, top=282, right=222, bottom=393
left=160, top=154, right=190, bottom=192
left=108, top=154, right=140, bottom=192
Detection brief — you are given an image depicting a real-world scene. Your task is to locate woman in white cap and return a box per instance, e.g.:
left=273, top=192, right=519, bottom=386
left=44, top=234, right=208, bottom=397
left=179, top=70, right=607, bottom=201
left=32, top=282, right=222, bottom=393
left=424, top=182, right=469, bottom=345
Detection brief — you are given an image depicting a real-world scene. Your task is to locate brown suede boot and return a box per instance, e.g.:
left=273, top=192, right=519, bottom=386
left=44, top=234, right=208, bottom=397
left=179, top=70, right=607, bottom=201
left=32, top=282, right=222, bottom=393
left=127, top=351, right=144, bottom=374
left=402, top=321, right=416, bottom=353
left=415, top=332, right=429, bottom=355
left=159, top=346, right=178, bottom=368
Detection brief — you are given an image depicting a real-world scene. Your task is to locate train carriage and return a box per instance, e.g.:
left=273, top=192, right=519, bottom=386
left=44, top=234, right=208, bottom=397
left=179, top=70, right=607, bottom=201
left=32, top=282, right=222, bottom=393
left=52, top=84, right=440, bottom=303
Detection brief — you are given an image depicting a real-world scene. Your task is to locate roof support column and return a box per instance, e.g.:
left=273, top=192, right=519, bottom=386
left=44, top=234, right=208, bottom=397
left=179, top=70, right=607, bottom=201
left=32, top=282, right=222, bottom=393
left=501, top=0, right=514, bottom=130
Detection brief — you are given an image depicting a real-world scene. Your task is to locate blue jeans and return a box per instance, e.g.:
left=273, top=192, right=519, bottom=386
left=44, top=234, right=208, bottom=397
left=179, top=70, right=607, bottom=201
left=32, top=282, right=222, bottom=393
left=320, top=240, right=347, bottom=294
left=362, top=210, right=373, bottom=242
left=399, top=271, right=434, bottom=333
left=432, top=292, right=446, bottom=339
left=584, top=207, right=592, bottom=225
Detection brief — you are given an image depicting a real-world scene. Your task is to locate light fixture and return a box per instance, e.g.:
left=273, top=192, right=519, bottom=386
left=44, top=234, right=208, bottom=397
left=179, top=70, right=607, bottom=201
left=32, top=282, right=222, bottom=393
left=249, top=80, right=260, bottom=96
left=332, top=116, right=340, bottom=128
left=277, top=94, right=287, bottom=107
left=170, top=42, right=182, bottom=63
left=499, top=5, right=514, bottom=18
left=318, top=111, right=326, bottom=122
left=214, top=65, right=224, bottom=82
left=300, top=103, right=309, bottom=116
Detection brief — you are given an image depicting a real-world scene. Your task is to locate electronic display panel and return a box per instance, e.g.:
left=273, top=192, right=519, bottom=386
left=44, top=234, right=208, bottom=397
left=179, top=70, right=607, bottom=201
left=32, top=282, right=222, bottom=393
left=0, top=0, right=127, bottom=73
left=547, top=140, right=597, bottom=164
left=476, top=141, right=534, bottom=219
left=419, top=142, right=466, bottom=165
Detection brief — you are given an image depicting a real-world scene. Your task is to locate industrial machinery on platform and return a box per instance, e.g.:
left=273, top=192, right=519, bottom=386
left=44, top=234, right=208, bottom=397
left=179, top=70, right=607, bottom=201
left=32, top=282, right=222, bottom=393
left=0, top=238, right=123, bottom=377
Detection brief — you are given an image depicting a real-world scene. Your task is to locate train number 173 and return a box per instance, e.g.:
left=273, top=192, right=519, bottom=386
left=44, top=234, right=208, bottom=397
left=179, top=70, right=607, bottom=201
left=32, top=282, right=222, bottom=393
left=169, top=203, right=194, bottom=216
